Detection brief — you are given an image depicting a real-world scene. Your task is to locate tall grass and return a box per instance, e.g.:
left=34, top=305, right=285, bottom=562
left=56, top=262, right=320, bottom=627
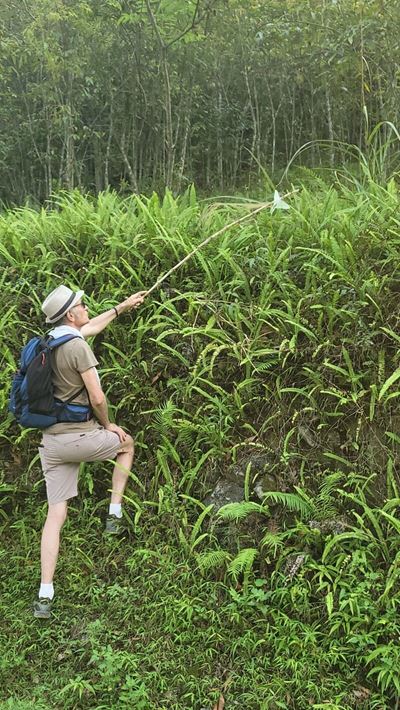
left=1, top=177, right=400, bottom=706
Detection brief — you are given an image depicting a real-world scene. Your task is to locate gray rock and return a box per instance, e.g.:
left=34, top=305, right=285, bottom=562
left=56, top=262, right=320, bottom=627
left=254, top=472, right=278, bottom=500
left=203, top=479, right=244, bottom=511
left=283, top=553, right=307, bottom=579
left=226, top=453, right=271, bottom=484
left=298, top=423, right=318, bottom=447
left=308, top=518, right=348, bottom=535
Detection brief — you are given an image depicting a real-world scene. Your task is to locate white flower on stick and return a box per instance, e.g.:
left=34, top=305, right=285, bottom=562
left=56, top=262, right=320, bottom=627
left=271, top=190, right=290, bottom=213
left=145, top=189, right=296, bottom=296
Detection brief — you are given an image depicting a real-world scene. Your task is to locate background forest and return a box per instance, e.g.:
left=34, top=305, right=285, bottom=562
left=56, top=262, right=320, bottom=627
left=1, top=0, right=400, bottom=202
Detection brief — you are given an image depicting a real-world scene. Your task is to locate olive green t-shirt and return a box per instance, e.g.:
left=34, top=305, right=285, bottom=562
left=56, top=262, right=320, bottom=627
left=45, top=337, right=101, bottom=434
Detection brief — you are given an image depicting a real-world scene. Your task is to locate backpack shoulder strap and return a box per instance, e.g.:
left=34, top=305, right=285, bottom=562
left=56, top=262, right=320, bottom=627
left=20, top=335, right=47, bottom=372
left=47, top=334, right=82, bottom=350
left=63, top=386, right=86, bottom=404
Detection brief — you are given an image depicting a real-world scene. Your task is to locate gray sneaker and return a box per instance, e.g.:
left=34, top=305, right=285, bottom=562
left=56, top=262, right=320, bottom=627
left=33, top=597, right=52, bottom=619
left=105, top=514, right=125, bottom=535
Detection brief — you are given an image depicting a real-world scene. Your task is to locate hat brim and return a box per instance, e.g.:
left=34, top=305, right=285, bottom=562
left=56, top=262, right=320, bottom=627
left=45, top=290, right=85, bottom=323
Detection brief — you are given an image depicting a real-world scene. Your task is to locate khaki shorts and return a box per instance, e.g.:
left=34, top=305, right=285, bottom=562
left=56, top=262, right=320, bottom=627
left=39, top=428, right=122, bottom=505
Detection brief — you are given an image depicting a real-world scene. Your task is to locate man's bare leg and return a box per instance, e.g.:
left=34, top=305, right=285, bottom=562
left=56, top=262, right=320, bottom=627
left=40, top=501, right=68, bottom=585
left=110, top=435, right=134, bottom=505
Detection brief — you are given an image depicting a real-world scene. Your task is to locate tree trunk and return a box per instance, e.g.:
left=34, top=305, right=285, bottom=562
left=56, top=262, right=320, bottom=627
left=104, top=99, right=113, bottom=190
left=145, top=0, right=175, bottom=189
left=325, top=85, right=334, bottom=167
left=176, top=91, right=192, bottom=192
left=162, top=46, right=174, bottom=189
left=217, top=88, right=223, bottom=190
left=266, top=81, right=276, bottom=176
left=94, top=135, right=102, bottom=193
left=244, top=65, right=257, bottom=170
left=289, top=87, right=296, bottom=159
left=119, top=128, right=138, bottom=192
left=45, top=129, right=52, bottom=199
left=64, top=103, right=75, bottom=190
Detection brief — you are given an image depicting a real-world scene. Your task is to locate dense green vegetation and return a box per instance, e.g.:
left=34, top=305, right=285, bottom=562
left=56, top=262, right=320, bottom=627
left=2, top=0, right=400, bottom=202
left=2, top=169, right=400, bottom=707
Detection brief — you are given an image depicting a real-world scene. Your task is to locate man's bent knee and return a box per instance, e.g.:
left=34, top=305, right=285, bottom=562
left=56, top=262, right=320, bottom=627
left=118, top=434, right=134, bottom=454
left=47, top=501, right=68, bottom=526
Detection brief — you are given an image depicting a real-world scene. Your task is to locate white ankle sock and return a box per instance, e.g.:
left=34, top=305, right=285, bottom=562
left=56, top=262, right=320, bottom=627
left=39, top=583, right=54, bottom=600
left=109, top=503, right=122, bottom=518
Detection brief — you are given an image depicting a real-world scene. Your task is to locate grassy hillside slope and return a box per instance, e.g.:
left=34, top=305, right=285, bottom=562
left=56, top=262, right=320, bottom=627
left=1, top=176, right=400, bottom=708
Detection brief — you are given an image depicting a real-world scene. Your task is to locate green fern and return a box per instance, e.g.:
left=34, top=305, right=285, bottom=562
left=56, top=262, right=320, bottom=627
left=260, top=491, right=315, bottom=519
left=228, top=547, right=259, bottom=589
left=196, top=549, right=231, bottom=574
left=260, top=531, right=286, bottom=555
left=217, top=502, right=267, bottom=521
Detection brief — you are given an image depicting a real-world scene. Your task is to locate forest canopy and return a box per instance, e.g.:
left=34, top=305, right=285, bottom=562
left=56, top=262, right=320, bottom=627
left=1, top=0, right=399, bottom=203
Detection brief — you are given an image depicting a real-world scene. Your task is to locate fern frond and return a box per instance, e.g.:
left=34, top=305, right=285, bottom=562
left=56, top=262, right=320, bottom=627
left=261, top=491, right=315, bottom=518
left=196, top=549, right=231, bottom=573
left=228, top=547, right=258, bottom=583
left=318, top=471, right=344, bottom=499
left=261, top=531, right=286, bottom=555
left=217, top=501, right=266, bottom=521
left=153, top=399, right=179, bottom=429
left=313, top=472, right=344, bottom=518
left=251, top=361, right=276, bottom=372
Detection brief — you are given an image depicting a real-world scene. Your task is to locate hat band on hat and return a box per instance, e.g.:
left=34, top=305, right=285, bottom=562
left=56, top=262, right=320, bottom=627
left=48, top=292, right=77, bottom=322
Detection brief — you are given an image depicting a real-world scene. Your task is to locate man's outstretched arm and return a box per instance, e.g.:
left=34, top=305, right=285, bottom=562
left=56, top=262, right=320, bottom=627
left=80, top=291, right=146, bottom=338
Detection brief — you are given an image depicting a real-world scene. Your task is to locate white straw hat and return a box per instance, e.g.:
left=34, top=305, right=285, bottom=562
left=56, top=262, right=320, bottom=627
left=41, top=285, right=85, bottom=324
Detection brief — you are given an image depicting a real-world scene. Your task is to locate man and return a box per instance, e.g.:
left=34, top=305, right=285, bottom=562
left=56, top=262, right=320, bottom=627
left=34, top=284, right=146, bottom=619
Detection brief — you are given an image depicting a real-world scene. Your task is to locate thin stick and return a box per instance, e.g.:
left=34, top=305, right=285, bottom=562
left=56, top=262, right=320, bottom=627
left=145, top=191, right=296, bottom=296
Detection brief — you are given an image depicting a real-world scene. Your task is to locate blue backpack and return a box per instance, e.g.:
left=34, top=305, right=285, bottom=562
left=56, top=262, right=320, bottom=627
left=9, top=334, right=92, bottom=429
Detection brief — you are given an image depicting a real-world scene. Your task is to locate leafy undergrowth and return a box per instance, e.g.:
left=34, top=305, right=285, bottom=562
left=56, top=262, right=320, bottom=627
left=2, top=173, right=400, bottom=706
left=0, top=492, right=392, bottom=710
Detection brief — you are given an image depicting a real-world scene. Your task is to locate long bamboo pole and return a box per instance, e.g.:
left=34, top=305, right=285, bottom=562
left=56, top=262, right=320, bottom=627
left=145, top=191, right=296, bottom=296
